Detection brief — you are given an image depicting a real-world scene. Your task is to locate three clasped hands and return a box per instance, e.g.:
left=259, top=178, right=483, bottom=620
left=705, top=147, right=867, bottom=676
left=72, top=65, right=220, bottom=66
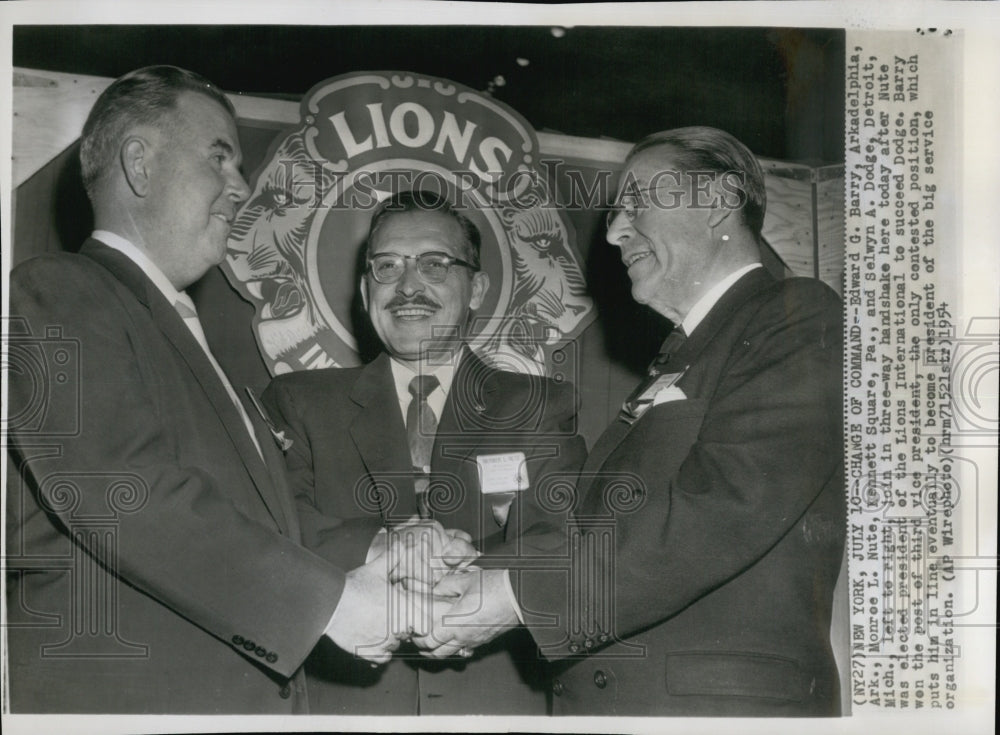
left=326, top=516, right=520, bottom=665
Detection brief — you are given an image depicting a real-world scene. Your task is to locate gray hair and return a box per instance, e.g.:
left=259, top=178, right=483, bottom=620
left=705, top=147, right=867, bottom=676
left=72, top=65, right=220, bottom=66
left=79, top=65, right=234, bottom=198
left=628, top=126, right=767, bottom=238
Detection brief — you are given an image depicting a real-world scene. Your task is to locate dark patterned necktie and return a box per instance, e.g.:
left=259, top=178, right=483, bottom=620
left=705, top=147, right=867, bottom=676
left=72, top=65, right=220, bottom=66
left=407, top=374, right=440, bottom=518
left=618, top=326, right=688, bottom=424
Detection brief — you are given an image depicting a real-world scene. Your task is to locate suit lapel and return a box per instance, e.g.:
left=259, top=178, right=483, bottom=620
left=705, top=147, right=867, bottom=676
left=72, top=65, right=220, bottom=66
left=348, top=353, right=417, bottom=520
left=428, top=350, right=493, bottom=532
left=669, top=267, right=775, bottom=372
left=248, top=401, right=298, bottom=538
left=81, top=240, right=291, bottom=533
left=578, top=268, right=775, bottom=508
left=437, top=348, right=490, bottom=465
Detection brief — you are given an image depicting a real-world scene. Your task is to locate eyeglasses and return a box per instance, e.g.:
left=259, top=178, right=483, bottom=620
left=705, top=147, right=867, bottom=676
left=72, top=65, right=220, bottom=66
left=367, top=252, right=478, bottom=284
left=606, top=185, right=665, bottom=229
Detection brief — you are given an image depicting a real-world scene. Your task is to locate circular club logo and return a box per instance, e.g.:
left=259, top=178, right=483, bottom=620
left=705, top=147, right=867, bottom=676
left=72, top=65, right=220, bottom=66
left=223, top=71, right=593, bottom=376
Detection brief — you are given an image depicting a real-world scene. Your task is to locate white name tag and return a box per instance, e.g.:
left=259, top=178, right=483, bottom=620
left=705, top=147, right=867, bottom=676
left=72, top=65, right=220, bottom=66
left=477, top=452, right=529, bottom=494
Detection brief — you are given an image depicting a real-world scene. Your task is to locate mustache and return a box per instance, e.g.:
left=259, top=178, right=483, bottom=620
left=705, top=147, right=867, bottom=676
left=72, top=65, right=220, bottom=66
left=385, top=294, right=441, bottom=310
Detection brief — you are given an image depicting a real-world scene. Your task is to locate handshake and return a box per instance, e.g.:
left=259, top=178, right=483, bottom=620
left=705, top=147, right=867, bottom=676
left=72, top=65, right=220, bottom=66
left=325, top=517, right=520, bottom=664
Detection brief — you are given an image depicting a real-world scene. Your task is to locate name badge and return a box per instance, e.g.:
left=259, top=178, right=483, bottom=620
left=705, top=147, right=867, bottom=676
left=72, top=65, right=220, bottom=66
left=477, top=452, right=529, bottom=494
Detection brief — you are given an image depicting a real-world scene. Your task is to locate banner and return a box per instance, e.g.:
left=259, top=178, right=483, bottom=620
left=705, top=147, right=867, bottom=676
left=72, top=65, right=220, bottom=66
left=223, top=71, right=594, bottom=376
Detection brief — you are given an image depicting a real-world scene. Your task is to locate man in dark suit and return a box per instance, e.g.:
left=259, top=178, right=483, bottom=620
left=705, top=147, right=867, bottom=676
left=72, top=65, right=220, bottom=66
left=261, top=190, right=587, bottom=714
left=5, top=66, right=405, bottom=714
left=418, top=127, right=846, bottom=716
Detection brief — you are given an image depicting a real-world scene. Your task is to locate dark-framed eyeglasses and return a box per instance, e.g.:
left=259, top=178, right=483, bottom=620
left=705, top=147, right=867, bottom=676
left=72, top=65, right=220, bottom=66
left=605, top=185, right=662, bottom=229
left=367, top=251, right=478, bottom=284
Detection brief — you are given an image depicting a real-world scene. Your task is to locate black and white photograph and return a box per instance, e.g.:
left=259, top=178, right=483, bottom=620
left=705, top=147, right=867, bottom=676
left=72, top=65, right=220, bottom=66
left=1, top=2, right=995, bottom=734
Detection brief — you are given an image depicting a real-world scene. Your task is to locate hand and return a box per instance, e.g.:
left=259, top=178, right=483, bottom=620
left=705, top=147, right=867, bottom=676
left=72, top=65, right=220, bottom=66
left=440, top=527, right=478, bottom=569
left=387, top=517, right=479, bottom=594
left=411, top=567, right=519, bottom=659
left=325, top=551, right=411, bottom=664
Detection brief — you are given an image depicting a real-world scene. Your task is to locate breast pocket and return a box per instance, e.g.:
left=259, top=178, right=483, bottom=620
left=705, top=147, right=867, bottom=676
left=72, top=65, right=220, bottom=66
left=622, top=398, right=709, bottom=478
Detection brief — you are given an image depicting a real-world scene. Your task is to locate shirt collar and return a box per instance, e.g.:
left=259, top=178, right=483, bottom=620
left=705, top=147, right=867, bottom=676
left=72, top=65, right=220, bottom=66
left=681, top=263, right=763, bottom=336
left=388, top=352, right=460, bottom=405
left=92, top=230, right=195, bottom=312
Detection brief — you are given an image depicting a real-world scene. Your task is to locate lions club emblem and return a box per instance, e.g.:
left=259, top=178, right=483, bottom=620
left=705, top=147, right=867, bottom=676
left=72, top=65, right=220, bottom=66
left=223, top=71, right=593, bottom=376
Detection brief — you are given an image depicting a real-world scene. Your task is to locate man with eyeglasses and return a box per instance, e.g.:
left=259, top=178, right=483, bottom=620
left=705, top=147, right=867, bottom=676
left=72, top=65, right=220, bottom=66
left=261, top=189, right=586, bottom=714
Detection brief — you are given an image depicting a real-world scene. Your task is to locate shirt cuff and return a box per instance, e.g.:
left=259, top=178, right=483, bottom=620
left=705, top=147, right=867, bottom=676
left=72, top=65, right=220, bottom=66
left=503, top=569, right=525, bottom=625
left=326, top=530, right=389, bottom=644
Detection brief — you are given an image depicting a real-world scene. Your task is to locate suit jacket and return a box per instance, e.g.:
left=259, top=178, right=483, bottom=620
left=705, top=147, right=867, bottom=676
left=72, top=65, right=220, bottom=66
left=5, top=240, right=345, bottom=713
left=262, top=349, right=587, bottom=714
left=510, top=270, right=846, bottom=716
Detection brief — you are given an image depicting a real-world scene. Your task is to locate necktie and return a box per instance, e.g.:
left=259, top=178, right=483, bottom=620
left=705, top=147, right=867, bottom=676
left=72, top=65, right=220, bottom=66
left=619, top=326, right=688, bottom=423
left=653, top=326, right=688, bottom=369
left=407, top=374, right=440, bottom=519
left=174, top=299, right=264, bottom=460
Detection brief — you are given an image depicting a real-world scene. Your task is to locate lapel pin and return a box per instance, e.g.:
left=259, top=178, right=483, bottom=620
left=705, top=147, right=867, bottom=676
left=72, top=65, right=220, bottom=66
left=245, top=388, right=294, bottom=452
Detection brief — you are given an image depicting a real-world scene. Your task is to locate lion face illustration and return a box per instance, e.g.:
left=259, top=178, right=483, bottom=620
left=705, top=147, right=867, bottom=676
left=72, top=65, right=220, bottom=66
left=504, top=205, right=591, bottom=339
left=226, top=131, right=341, bottom=366
left=471, top=198, right=593, bottom=375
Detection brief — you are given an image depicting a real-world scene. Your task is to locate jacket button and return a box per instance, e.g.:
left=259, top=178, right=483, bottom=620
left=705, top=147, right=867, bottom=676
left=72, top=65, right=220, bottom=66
left=552, top=679, right=564, bottom=696
left=279, top=684, right=292, bottom=699
left=594, top=670, right=607, bottom=689
left=232, top=635, right=244, bottom=646
left=568, top=643, right=580, bottom=653
left=599, top=633, right=609, bottom=643
left=584, top=638, right=594, bottom=649
left=266, top=652, right=278, bottom=663
left=243, top=640, right=256, bottom=651
left=255, top=646, right=266, bottom=657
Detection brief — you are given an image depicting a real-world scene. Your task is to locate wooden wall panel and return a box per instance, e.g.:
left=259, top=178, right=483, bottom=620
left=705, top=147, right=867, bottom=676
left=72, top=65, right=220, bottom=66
left=761, top=169, right=815, bottom=279
left=817, top=173, right=846, bottom=295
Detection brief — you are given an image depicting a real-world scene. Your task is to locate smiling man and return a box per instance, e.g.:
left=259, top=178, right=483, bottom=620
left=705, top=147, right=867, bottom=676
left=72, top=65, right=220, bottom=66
left=261, top=190, right=586, bottom=714
left=6, top=66, right=408, bottom=713
left=418, top=127, right=846, bottom=717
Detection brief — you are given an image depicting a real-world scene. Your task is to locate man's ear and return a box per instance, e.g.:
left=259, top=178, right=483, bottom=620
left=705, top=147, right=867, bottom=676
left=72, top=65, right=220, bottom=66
left=121, top=136, right=152, bottom=197
left=707, top=180, right=735, bottom=229
left=469, top=271, right=490, bottom=310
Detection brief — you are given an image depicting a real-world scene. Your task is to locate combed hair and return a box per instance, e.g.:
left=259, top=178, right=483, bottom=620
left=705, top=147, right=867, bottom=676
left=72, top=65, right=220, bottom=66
left=79, top=65, right=234, bottom=198
left=628, top=126, right=767, bottom=238
left=364, top=190, right=482, bottom=269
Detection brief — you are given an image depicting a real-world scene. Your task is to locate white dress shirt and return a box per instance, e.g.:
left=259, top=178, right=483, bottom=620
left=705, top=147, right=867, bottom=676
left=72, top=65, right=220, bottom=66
left=388, top=355, right=458, bottom=427
left=681, top=262, right=763, bottom=335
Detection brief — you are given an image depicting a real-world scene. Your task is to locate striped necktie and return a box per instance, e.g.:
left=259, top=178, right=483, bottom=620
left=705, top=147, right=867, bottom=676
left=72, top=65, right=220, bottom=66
left=407, top=374, right=440, bottom=519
